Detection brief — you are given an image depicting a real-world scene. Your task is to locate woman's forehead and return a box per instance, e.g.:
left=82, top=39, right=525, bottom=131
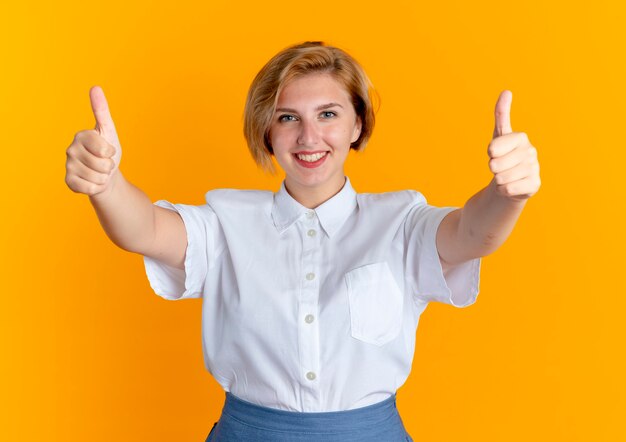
left=276, top=73, right=352, bottom=108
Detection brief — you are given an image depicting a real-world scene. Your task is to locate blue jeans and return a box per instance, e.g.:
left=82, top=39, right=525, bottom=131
left=206, top=392, right=414, bottom=441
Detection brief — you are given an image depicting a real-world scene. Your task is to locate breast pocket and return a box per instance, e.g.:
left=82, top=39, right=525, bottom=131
left=344, top=262, right=404, bottom=346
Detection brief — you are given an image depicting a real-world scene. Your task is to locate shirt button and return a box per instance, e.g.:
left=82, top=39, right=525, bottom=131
left=307, top=229, right=316, bottom=237
left=306, top=371, right=316, bottom=381
left=305, top=314, right=315, bottom=323
left=306, top=211, right=315, bottom=219
left=306, top=272, right=315, bottom=281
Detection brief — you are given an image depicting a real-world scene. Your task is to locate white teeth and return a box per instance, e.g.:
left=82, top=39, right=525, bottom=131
left=296, top=152, right=327, bottom=162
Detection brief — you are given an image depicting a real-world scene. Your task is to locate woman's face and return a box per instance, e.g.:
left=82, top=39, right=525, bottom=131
left=268, top=73, right=362, bottom=201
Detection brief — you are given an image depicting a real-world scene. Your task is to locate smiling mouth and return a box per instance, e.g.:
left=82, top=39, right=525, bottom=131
left=293, top=151, right=330, bottom=169
left=294, top=151, right=329, bottom=162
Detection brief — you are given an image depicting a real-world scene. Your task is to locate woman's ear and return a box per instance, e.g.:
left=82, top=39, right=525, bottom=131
left=351, top=117, right=363, bottom=144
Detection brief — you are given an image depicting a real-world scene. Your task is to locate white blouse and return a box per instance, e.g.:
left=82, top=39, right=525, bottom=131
left=143, top=177, right=481, bottom=412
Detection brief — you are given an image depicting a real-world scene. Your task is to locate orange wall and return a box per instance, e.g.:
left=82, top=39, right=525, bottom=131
left=2, top=0, right=624, bottom=440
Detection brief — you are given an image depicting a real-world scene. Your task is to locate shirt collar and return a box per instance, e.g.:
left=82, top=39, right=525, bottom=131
left=271, top=177, right=357, bottom=238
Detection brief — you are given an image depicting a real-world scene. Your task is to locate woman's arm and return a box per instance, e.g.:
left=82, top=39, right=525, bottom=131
left=436, top=90, right=541, bottom=269
left=65, top=86, right=187, bottom=270
left=89, top=171, right=187, bottom=270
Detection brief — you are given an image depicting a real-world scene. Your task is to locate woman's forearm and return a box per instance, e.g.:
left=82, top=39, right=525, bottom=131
left=88, top=170, right=157, bottom=254
left=456, top=177, right=527, bottom=258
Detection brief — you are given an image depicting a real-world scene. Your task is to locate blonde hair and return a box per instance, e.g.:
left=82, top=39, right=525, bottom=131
left=243, top=41, right=377, bottom=173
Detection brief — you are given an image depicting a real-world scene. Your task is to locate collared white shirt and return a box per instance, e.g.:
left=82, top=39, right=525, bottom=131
left=143, top=177, right=481, bottom=412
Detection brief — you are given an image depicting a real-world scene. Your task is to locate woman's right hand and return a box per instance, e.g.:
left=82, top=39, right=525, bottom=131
left=65, top=86, right=123, bottom=196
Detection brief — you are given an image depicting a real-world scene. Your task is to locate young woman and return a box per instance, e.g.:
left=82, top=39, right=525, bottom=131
left=65, top=41, right=541, bottom=441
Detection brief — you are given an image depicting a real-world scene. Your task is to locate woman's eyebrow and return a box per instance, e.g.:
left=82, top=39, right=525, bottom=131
left=316, top=102, right=343, bottom=111
left=275, top=103, right=344, bottom=113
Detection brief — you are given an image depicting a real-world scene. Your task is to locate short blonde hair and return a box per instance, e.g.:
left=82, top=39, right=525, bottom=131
left=243, top=41, right=377, bottom=173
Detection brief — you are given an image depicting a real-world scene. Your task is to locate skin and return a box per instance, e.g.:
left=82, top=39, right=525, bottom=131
left=268, top=73, right=362, bottom=209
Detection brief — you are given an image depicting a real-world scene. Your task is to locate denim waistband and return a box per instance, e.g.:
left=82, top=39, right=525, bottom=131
left=221, top=392, right=399, bottom=433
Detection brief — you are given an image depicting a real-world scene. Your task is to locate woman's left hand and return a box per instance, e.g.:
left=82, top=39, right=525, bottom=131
left=487, top=90, right=541, bottom=202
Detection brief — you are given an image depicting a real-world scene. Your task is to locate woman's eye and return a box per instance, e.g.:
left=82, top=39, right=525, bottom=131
left=320, top=111, right=336, bottom=119
left=279, top=114, right=297, bottom=122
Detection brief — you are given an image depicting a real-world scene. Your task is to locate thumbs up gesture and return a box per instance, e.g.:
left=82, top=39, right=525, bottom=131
left=487, top=90, right=541, bottom=202
left=65, top=86, right=123, bottom=196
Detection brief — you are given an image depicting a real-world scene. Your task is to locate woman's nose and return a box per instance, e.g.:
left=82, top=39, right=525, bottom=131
left=297, top=119, right=320, bottom=146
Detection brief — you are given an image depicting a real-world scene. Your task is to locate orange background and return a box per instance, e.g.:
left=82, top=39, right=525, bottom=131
left=2, top=0, right=625, bottom=441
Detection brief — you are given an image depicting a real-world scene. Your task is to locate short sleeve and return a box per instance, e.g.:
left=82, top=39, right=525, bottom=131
left=142, top=200, right=217, bottom=301
left=404, top=196, right=481, bottom=307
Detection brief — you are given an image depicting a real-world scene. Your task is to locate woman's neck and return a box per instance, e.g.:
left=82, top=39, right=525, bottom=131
left=284, top=176, right=347, bottom=209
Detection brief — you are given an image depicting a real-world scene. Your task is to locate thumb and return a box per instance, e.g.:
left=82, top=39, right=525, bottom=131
left=89, top=85, right=120, bottom=147
left=493, top=89, right=513, bottom=138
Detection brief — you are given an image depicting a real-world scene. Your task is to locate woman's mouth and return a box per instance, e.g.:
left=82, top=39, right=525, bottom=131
left=293, top=151, right=329, bottom=168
